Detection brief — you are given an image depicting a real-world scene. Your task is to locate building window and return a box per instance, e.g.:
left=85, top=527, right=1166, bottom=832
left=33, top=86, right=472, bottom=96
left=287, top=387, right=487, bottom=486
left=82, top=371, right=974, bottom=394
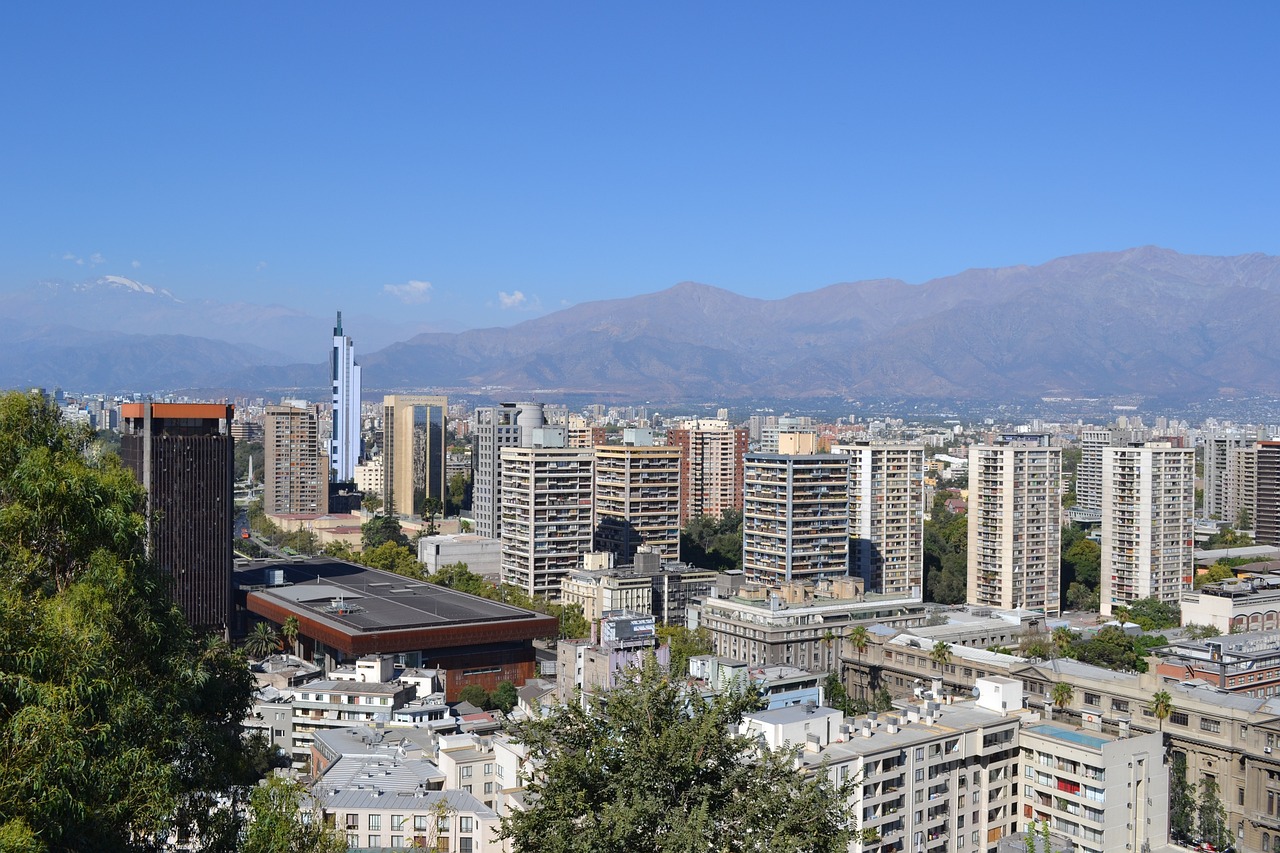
left=1083, top=692, right=1100, bottom=707
left=1111, top=698, right=1129, bottom=713
left=415, top=815, right=428, bottom=831
left=391, top=837, right=403, bottom=848
left=484, top=763, right=493, bottom=776
left=459, top=817, right=474, bottom=833
left=345, top=815, right=359, bottom=830
left=1201, top=718, right=1222, bottom=734
left=392, top=815, right=404, bottom=831
left=368, top=837, right=380, bottom=849
left=1170, top=711, right=1189, bottom=726
left=461, top=766, right=472, bottom=779
left=346, top=835, right=358, bottom=848
left=459, top=840, right=473, bottom=853
left=369, top=815, right=381, bottom=831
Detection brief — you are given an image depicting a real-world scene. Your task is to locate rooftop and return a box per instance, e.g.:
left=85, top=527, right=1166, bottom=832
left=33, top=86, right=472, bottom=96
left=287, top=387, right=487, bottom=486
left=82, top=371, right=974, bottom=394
left=1023, top=723, right=1110, bottom=750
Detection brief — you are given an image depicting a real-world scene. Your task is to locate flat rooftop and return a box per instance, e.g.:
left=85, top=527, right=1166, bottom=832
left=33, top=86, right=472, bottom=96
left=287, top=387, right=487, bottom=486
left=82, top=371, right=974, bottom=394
left=238, top=557, right=541, bottom=631
left=1023, top=724, right=1111, bottom=750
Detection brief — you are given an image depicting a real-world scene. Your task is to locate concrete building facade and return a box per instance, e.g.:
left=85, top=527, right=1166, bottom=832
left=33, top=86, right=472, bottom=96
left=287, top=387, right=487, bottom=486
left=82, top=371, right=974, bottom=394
left=381, top=394, right=448, bottom=518
left=742, top=453, right=850, bottom=585
left=264, top=402, right=328, bottom=516
left=834, top=442, right=925, bottom=600
left=667, top=419, right=748, bottom=525
left=966, top=444, right=1062, bottom=617
left=1257, top=442, right=1280, bottom=547
left=593, top=433, right=682, bottom=563
left=472, top=402, right=544, bottom=540
left=1100, top=443, right=1194, bottom=616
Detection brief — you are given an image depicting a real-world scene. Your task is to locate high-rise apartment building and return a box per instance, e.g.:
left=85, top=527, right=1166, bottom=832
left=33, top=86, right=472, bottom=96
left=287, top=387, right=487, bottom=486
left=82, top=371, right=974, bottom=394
left=759, top=416, right=814, bottom=454
left=833, top=442, right=924, bottom=600
left=593, top=430, right=681, bottom=563
left=473, top=402, right=544, bottom=539
left=499, top=432, right=595, bottom=600
left=263, top=402, right=328, bottom=516
left=1100, top=443, right=1194, bottom=616
left=120, top=402, right=234, bottom=631
left=742, top=453, right=849, bottom=585
left=381, top=394, right=447, bottom=518
left=329, top=312, right=362, bottom=482
left=1205, top=433, right=1250, bottom=521
left=1071, top=428, right=1128, bottom=524
left=1226, top=444, right=1258, bottom=530
left=666, top=419, right=748, bottom=525
left=1251, top=442, right=1280, bottom=547
left=966, top=443, right=1062, bottom=616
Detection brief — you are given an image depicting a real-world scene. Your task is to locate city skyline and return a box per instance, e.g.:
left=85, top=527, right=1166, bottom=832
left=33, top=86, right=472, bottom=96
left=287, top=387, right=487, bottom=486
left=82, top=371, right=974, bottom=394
left=3, top=4, right=1279, bottom=330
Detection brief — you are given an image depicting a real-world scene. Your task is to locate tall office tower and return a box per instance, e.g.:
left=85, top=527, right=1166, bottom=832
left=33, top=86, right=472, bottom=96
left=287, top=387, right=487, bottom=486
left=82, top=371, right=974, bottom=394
left=263, top=402, right=328, bottom=516
left=966, top=443, right=1062, bottom=616
left=1226, top=444, right=1258, bottom=529
left=667, top=419, right=748, bottom=525
left=742, top=453, right=849, bottom=585
left=593, top=430, right=682, bottom=563
left=1072, top=428, right=1128, bottom=523
left=499, top=431, right=595, bottom=600
left=473, top=402, right=544, bottom=539
left=1254, top=442, right=1280, bottom=546
left=1205, top=433, right=1250, bottom=520
left=120, top=403, right=234, bottom=632
left=832, top=442, right=925, bottom=600
left=1100, top=443, right=1194, bottom=616
left=381, top=395, right=448, bottom=517
left=329, top=311, right=362, bottom=483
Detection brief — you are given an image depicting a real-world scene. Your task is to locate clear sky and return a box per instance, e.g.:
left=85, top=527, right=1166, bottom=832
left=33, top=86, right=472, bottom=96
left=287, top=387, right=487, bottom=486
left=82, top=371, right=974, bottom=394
left=2, top=3, right=1278, bottom=331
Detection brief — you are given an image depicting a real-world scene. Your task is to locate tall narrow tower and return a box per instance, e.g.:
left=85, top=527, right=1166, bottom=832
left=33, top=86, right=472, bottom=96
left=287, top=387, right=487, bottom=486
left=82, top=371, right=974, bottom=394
left=330, top=311, right=362, bottom=483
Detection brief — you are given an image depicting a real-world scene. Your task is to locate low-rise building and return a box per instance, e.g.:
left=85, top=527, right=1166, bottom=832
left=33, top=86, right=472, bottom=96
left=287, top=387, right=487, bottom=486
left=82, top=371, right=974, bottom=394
left=417, top=533, right=502, bottom=578
left=1182, top=572, right=1280, bottom=634
left=1154, top=630, right=1280, bottom=697
left=558, top=548, right=716, bottom=625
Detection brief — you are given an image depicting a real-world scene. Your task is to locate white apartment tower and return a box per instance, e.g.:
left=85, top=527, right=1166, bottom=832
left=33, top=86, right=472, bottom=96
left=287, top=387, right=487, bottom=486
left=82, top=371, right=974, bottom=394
left=593, top=430, right=682, bottom=563
left=473, top=402, right=544, bottom=540
left=1071, top=429, right=1128, bottom=524
left=833, top=442, right=925, bottom=600
left=1204, top=433, right=1250, bottom=521
left=1100, top=442, right=1194, bottom=616
left=329, top=311, right=362, bottom=482
left=966, top=443, right=1062, bottom=616
left=742, top=453, right=849, bottom=585
left=499, top=431, right=594, bottom=600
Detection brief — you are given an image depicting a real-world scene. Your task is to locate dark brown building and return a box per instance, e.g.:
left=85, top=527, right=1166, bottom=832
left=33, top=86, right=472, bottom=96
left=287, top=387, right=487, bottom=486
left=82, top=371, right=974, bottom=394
left=1258, top=442, right=1280, bottom=547
left=121, top=402, right=234, bottom=632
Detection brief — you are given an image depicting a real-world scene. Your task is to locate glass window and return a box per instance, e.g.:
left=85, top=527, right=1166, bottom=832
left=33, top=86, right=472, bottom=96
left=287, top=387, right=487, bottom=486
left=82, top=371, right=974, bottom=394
left=1201, top=718, right=1222, bottom=734
left=415, top=815, right=428, bottom=831
left=459, top=816, right=474, bottom=833
left=369, top=815, right=381, bottom=831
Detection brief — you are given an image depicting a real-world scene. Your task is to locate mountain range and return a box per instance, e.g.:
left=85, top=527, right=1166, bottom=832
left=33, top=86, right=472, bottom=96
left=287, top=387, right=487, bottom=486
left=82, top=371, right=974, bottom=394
left=6, top=247, right=1280, bottom=402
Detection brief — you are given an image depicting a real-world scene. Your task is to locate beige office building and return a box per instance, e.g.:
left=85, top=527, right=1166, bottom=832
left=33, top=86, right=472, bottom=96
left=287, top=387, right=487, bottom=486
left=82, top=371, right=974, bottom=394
left=966, top=444, right=1062, bottom=616
left=380, top=394, right=448, bottom=518
left=264, top=402, right=328, bottom=516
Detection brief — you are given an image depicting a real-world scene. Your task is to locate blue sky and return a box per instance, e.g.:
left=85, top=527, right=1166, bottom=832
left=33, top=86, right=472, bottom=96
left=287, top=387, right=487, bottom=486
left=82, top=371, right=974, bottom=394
left=2, top=3, right=1278, bottom=331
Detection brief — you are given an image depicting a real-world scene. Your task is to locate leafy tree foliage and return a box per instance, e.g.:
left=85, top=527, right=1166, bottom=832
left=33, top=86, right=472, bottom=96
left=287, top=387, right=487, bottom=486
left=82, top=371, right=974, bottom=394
left=1125, top=597, right=1181, bottom=631
left=923, top=493, right=967, bottom=604
left=245, top=621, right=281, bottom=659
left=234, top=440, right=265, bottom=483
left=242, top=776, right=345, bottom=853
left=1060, top=626, right=1166, bottom=673
left=1182, top=623, right=1221, bottom=640
left=500, top=658, right=854, bottom=853
left=656, top=624, right=713, bottom=679
left=1169, top=751, right=1196, bottom=843
left=1205, top=526, right=1252, bottom=549
left=447, top=471, right=471, bottom=515
left=1060, top=527, right=1100, bottom=611
left=680, top=509, right=743, bottom=572
left=458, top=684, right=490, bottom=708
left=424, top=562, right=590, bottom=639
left=1194, top=562, right=1237, bottom=588
left=357, top=541, right=422, bottom=577
left=0, top=391, right=257, bottom=850
left=1196, top=776, right=1230, bottom=850
left=491, top=680, right=519, bottom=713
left=362, top=514, right=408, bottom=550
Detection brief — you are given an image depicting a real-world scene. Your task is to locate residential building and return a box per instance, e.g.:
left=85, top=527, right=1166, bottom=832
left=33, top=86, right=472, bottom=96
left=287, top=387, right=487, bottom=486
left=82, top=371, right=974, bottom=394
left=667, top=418, right=748, bottom=525
left=498, top=435, right=595, bottom=600
left=353, top=457, right=384, bottom=498
left=320, top=783, right=497, bottom=851
left=1181, top=572, right=1280, bottom=634
left=558, top=548, right=715, bottom=625
left=593, top=431, right=682, bottom=563
left=329, top=311, right=362, bottom=483
left=263, top=402, right=328, bottom=516
left=555, top=611, right=667, bottom=702
left=1154, top=630, right=1280, bottom=696
left=120, top=402, right=235, bottom=631
left=472, top=402, right=544, bottom=540
left=381, top=394, right=448, bottom=517
left=833, top=442, right=925, bottom=600
left=290, top=679, right=415, bottom=758
left=1100, top=443, right=1194, bottom=616
left=966, top=443, right=1062, bottom=617
left=759, top=416, right=814, bottom=454
left=742, top=453, right=850, bottom=585
left=1227, top=444, right=1259, bottom=529
left=1257, top=442, right=1280, bottom=547
left=562, top=413, right=606, bottom=449
left=1070, top=428, right=1128, bottom=524
left=1205, top=432, right=1251, bottom=521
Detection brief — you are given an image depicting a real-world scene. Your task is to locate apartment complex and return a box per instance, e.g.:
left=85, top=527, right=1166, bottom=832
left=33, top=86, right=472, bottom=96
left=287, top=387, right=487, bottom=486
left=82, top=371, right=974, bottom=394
left=498, top=438, right=595, bottom=600
left=1205, top=432, right=1251, bottom=521
left=329, top=311, right=362, bottom=482
left=666, top=418, right=748, bottom=525
left=1100, top=443, right=1194, bottom=616
left=834, top=442, right=925, bottom=600
left=742, top=453, right=850, bottom=585
left=593, top=431, right=681, bottom=563
left=120, top=402, right=235, bottom=631
left=559, top=548, right=715, bottom=625
left=1071, top=429, right=1127, bottom=523
left=966, top=443, right=1062, bottom=616
left=472, top=402, right=544, bottom=539
left=263, top=402, right=328, bottom=516
left=1257, top=442, right=1280, bottom=547
left=380, top=394, right=448, bottom=517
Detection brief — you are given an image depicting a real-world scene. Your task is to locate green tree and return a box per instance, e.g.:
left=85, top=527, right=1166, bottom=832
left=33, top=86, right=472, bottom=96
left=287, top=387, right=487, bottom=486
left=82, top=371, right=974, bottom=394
left=1149, top=690, right=1174, bottom=732
left=1127, top=597, right=1181, bottom=631
left=499, top=658, right=854, bottom=853
left=680, top=509, right=743, bottom=572
left=245, top=621, right=281, bottom=659
left=1051, top=626, right=1075, bottom=654
left=458, top=684, right=491, bottom=709
left=235, top=440, right=265, bottom=484
left=320, top=540, right=355, bottom=560
left=357, top=541, right=422, bottom=577
left=361, top=491, right=383, bottom=514
left=282, top=615, right=300, bottom=655
left=846, top=624, right=871, bottom=701
left=422, top=496, right=443, bottom=536
left=1169, top=751, right=1196, bottom=843
left=447, top=471, right=471, bottom=515
left=1194, top=562, right=1237, bottom=589
left=362, top=513, right=407, bottom=549
left=1183, top=623, right=1222, bottom=640
left=428, top=561, right=492, bottom=596
left=1196, top=776, right=1230, bottom=850
left=491, top=680, right=520, bottom=714
left=242, top=776, right=346, bottom=853
left=657, top=624, right=713, bottom=679
left=0, top=391, right=257, bottom=849
left=823, top=672, right=856, bottom=716
left=1065, top=581, right=1099, bottom=611
left=929, top=641, right=952, bottom=672
left=923, top=497, right=967, bottom=604
left=1050, top=682, right=1073, bottom=712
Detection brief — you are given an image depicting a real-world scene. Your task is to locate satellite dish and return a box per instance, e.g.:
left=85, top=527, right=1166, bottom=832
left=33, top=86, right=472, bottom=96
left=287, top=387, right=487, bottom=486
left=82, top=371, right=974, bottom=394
left=971, top=686, right=981, bottom=698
